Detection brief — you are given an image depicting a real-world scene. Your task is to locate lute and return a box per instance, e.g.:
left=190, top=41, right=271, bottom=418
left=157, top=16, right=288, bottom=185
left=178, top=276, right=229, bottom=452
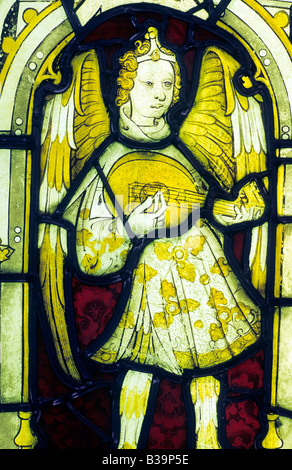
left=128, top=180, right=265, bottom=219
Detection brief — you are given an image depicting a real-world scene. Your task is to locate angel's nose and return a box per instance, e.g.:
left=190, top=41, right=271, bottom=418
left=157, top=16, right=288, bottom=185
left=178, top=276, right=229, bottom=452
left=154, top=84, right=166, bottom=101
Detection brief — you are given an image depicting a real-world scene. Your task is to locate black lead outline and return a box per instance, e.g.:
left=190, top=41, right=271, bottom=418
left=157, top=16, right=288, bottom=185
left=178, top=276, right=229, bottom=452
left=0, top=2, right=286, bottom=450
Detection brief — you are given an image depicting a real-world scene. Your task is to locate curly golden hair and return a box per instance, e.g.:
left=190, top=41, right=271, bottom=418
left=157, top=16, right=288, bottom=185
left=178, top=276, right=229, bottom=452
left=115, top=36, right=181, bottom=108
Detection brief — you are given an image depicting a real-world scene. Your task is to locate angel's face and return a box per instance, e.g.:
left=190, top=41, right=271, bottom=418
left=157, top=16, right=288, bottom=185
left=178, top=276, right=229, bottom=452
left=129, top=59, right=174, bottom=126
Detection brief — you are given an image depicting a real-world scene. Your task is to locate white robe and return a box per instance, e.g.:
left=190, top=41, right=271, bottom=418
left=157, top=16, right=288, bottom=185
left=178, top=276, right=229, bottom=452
left=64, top=117, right=261, bottom=377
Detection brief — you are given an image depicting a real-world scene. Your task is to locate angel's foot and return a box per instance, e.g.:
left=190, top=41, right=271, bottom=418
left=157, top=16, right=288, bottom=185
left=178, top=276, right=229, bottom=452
left=190, top=375, right=221, bottom=449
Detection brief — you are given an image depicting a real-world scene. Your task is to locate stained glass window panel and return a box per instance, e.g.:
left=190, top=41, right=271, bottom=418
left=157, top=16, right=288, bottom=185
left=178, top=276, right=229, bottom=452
left=0, top=0, right=292, bottom=453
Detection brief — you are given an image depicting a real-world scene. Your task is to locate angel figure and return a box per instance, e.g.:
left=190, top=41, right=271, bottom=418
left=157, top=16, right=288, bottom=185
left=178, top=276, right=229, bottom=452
left=38, top=26, right=268, bottom=449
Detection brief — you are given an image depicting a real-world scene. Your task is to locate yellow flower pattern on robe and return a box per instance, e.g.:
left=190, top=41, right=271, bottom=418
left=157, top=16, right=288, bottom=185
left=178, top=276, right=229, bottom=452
left=153, top=279, right=200, bottom=328
left=184, top=235, right=206, bottom=256
left=134, top=263, right=158, bottom=283
left=76, top=227, right=126, bottom=274
left=119, top=311, right=135, bottom=329
left=153, top=235, right=206, bottom=283
left=207, top=287, right=256, bottom=343
left=210, top=257, right=232, bottom=277
left=92, top=217, right=261, bottom=375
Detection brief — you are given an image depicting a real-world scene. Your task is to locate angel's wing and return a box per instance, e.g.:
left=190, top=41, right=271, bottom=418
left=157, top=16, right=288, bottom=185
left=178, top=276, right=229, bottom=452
left=39, top=50, right=110, bottom=382
left=39, top=49, right=110, bottom=213
left=179, top=46, right=267, bottom=296
left=179, top=46, right=267, bottom=191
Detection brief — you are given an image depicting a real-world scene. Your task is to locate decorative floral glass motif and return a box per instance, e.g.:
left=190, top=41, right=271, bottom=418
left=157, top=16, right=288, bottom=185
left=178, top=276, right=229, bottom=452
left=1, top=0, right=292, bottom=451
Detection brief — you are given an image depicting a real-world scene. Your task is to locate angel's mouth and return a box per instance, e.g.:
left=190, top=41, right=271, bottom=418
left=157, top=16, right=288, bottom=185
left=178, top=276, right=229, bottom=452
left=151, top=105, right=163, bottom=109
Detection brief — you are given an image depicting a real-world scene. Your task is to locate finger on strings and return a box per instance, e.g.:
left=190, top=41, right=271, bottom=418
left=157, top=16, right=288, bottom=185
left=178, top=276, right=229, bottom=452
left=155, top=195, right=167, bottom=218
left=234, top=205, right=241, bottom=218
left=152, top=191, right=160, bottom=213
left=241, top=205, right=248, bottom=216
left=139, top=196, right=153, bottom=213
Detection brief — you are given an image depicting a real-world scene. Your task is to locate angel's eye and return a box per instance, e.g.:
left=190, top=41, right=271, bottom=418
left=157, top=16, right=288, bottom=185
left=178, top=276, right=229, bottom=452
left=163, top=81, right=173, bottom=88
left=144, top=81, right=153, bottom=87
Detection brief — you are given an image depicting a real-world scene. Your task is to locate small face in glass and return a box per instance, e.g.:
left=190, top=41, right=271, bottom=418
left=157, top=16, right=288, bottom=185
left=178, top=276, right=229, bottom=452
left=129, top=59, right=175, bottom=126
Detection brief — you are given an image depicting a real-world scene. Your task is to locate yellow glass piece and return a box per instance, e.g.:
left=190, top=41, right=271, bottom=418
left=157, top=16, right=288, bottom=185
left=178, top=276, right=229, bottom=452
left=197, top=376, right=220, bottom=400
left=241, top=75, right=253, bottom=89
left=39, top=225, right=81, bottom=381
left=14, top=412, right=38, bottom=449
left=121, top=381, right=151, bottom=420
left=22, top=283, right=30, bottom=403
left=277, top=165, right=285, bottom=216
left=22, top=8, right=38, bottom=25
left=179, top=47, right=238, bottom=191
left=274, top=11, right=289, bottom=29
left=261, top=414, right=283, bottom=449
left=271, top=308, right=280, bottom=408
left=235, top=149, right=267, bottom=182
left=173, top=350, right=198, bottom=368
left=2, top=37, right=16, bottom=54
left=274, top=224, right=284, bottom=297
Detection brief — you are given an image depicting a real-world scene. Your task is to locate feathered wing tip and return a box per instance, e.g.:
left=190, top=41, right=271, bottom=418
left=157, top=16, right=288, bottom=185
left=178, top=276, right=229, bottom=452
left=179, top=46, right=267, bottom=191
left=40, top=49, right=111, bottom=213
left=39, top=224, right=82, bottom=382
left=39, top=50, right=110, bottom=382
left=70, top=50, right=111, bottom=179
left=232, top=94, right=267, bottom=181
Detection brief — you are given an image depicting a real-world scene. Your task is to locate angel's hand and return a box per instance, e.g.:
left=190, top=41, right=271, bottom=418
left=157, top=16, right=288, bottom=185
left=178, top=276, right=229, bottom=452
left=213, top=179, right=266, bottom=227
left=127, top=191, right=167, bottom=238
left=214, top=203, right=263, bottom=226
left=233, top=204, right=262, bottom=222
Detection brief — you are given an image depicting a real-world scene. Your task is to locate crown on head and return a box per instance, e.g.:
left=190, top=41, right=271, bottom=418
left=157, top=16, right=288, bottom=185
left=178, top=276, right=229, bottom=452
left=136, top=27, right=176, bottom=63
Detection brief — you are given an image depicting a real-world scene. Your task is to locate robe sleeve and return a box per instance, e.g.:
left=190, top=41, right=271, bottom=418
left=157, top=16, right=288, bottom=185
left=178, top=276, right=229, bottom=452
left=64, top=168, right=133, bottom=276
